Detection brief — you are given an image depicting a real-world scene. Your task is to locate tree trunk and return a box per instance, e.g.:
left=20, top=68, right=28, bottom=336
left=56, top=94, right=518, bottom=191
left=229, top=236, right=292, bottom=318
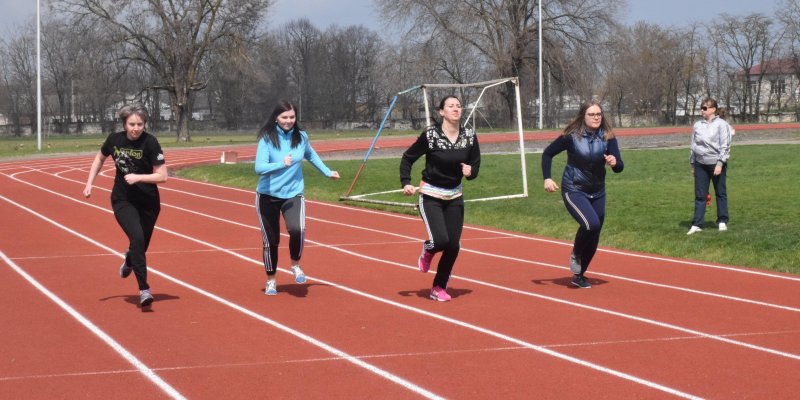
left=172, top=85, right=192, bottom=142
left=174, top=103, right=191, bottom=142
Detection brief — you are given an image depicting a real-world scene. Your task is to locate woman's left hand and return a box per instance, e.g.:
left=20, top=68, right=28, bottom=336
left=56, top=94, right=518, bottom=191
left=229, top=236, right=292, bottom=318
left=604, top=154, right=617, bottom=167
left=461, top=163, right=472, bottom=177
left=124, top=174, right=139, bottom=185
left=329, top=171, right=340, bottom=180
left=713, top=165, right=722, bottom=176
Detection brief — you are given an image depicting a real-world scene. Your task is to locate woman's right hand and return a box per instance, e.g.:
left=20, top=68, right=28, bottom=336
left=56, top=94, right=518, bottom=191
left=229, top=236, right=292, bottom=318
left=543, top=178, right=559, bottom=192
left=402, top=184, right=416, bottom=196
left=283, top=154, right=292, bottom=167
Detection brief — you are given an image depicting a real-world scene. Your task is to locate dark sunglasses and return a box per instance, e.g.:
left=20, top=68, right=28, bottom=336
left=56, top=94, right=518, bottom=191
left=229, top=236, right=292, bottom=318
left=701, top=106, right=715, bottom=111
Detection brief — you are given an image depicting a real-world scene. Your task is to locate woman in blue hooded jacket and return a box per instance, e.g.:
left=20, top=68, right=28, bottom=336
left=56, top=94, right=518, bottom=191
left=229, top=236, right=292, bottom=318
left=255, top=101, right=339, bottom=296
left=541, top=100, right=624, bottom=289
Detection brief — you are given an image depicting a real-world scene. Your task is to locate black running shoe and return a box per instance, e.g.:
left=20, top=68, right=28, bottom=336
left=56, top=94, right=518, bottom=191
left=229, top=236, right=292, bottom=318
left=571, top=274, right=592, bottom=289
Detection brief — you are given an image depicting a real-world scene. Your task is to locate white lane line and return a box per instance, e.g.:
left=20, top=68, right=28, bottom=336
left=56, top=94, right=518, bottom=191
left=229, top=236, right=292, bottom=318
left=0, top=194, right=444, bottom=400
left=2, top=176, right=703, bottom=399
left=0, top=251, right=186, bottom=400
left=126, top=173, right=798, bottom=283
left=6, top=328, right=798, bottom=384
left=304, top=197, right=800, bottom=282
left=12, top=171, right=800, bottom=355
left=12, top=170, right=800, bottom=359
left=118, top=173, right=800, bottom=314
left=21, top=152, right=800, bottom=281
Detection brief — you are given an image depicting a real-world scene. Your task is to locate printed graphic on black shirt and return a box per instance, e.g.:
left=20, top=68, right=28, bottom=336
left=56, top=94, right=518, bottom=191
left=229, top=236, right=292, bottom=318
left=426, top=127, right=475, bottom=150
left=113, top=146, right=145, bottom=174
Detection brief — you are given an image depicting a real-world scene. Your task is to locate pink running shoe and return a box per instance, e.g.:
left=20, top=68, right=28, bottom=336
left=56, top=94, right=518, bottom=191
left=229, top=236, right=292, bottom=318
left=418, top=246, right=433, bottom=273
left=430, top=286, right=451, bottom=302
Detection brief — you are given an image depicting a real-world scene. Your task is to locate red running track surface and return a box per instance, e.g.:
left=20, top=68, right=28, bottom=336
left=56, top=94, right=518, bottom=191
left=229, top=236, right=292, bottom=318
left=1, top=133, right=799, bottom=399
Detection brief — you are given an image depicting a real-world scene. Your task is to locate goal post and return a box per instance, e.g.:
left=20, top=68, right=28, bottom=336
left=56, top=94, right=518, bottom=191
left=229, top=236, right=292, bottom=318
left=340, top=77, right=528, bottom=208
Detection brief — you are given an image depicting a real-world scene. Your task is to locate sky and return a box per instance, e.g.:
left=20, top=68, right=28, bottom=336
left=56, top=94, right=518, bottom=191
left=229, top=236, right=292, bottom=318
left=0, top=0, right=779, bottom=38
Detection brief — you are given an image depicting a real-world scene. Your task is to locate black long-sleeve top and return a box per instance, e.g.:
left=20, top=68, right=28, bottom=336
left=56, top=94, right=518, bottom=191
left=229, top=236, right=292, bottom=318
left=400, top=125, right=481, bottom=189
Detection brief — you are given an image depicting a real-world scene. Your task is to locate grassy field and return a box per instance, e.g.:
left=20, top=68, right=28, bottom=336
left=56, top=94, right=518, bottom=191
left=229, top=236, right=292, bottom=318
left=176, top=144, right=800, bottom=274
left=0, top=129, right=416, bottom=159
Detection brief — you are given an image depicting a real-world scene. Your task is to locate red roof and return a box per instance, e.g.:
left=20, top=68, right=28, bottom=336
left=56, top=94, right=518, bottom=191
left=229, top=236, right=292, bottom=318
left=737, top=58, right=799, bottom=76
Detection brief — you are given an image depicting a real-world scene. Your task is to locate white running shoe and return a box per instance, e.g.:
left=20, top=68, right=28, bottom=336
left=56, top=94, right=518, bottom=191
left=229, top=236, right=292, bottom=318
left=265, top=279, right=277, bottom=295
left=719, top=222, right=728, bottom=231
left=139, top=289, right=154, bottom=307
left=569, top=253, right=581, bottom=275
left=292, top=265, right=307, bottom=284
left=687, top=226, right=702, bottom=235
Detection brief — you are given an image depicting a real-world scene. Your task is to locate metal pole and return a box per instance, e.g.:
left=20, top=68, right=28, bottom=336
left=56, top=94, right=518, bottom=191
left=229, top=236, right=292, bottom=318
left=514, top=80, right=528, bottom=197
left=538, top=0, right=543, bottom=130
left=37, top=0, right=42, bottom=150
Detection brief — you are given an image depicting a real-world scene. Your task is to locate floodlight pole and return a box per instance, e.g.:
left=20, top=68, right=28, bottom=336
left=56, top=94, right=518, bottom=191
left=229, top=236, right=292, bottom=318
left=37, top=0, right=42, bottom=151
left=537, top=0, right=543, bottom=130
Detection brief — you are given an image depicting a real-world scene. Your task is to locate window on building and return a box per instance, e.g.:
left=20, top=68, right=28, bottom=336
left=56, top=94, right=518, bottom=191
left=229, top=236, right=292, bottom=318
left=770, top=79, right=786, bottom=95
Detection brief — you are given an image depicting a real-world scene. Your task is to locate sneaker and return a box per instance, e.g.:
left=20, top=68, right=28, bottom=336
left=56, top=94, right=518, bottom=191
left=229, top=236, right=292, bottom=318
left=418, top=245, right=433, bottom=273
left=291, top=265, right=306, bottom=284
left=264, top=279, right=277, bottom=295
left=119, top=252, right=132, bottom=278
left=571, top=275, right=592, bottom=289
left=569, top=253, right=581, bottom=275
left=687, top=226, right=702, bottom=235
left=139, top=289, right=154, bottom=307
left=429, top=286, right=452, bottom=302
left=719, top=222, right=728, bottom=231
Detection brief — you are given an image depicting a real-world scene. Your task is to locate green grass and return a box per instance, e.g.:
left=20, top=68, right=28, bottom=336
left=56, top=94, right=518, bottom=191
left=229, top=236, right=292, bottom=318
left=0, top=129, right=417, bottom=159
left=176, top=144, right=800, bottom=274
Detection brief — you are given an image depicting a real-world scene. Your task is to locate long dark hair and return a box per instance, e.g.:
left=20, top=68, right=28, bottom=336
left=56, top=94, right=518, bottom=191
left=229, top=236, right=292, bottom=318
left=257, top=100, right=302, bottom=149
left=562, top=99, right=615, bottom=140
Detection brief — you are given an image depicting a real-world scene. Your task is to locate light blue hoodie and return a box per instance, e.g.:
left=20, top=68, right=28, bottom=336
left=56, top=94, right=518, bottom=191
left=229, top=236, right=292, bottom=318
left=255, top=126, right=332, bottom=198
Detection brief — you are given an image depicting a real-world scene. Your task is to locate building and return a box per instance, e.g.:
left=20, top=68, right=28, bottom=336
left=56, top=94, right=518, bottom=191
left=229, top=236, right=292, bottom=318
left=735, top=58, right=800, bottom=115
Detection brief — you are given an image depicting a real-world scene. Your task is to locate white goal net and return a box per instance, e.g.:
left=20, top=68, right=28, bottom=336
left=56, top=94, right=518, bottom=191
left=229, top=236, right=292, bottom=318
left=341, top=77, right=528, bottom=208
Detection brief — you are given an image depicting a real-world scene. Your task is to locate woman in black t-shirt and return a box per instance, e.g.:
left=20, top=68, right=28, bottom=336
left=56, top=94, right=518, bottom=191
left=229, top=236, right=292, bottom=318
left=400, top=95, right=481, bottom=302
left=83, top=104, right=168, bottom=308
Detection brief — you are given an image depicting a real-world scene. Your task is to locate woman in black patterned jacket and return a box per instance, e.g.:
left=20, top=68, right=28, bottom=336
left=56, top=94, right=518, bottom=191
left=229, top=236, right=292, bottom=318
left=400, top=95, right=481, bottom=302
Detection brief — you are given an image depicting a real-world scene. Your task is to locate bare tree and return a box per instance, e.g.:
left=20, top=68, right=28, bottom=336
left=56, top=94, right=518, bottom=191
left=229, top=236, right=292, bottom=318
left=60, top=0, right=270, bottom=141
left=41, top=15, right=91, bottom=133
left=0, top=23, right=38, bottom=136
left=677, top=26, right=707, bottom=124
left=713, top=13, right=782, bottom=121
left=777, top=0, right=800, bottom=115
left=278, top=19, right=321, bottom=120
left=377, top=0, right=624, bottom=125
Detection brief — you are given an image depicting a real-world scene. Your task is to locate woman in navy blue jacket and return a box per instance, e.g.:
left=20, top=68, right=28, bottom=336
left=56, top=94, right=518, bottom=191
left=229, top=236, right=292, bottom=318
left=541, top=100, right=624, bottom=288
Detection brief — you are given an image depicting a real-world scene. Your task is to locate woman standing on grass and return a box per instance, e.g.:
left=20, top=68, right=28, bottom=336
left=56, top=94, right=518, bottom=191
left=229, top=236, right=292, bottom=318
left=255, top=100, right=339, bottom=296
left=83, top=103, right=167, bottom=308
left=541, top=100, right=624, bottom=289
left=400, top=95, right=481, bottom=302
left=686, top=97, right=732, bottom=235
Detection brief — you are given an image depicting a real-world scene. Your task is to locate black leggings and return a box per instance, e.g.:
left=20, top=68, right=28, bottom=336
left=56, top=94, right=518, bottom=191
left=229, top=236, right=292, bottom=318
left=256, top=194, right=305, bottom=276
left=112, top=197, right=160, bottom=290
left=418, top=194, right=464, bottom=289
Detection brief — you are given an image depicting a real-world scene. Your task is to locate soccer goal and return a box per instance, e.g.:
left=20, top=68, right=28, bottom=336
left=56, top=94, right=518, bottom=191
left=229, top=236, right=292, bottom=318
left=340, top=77, right=528, bottom=208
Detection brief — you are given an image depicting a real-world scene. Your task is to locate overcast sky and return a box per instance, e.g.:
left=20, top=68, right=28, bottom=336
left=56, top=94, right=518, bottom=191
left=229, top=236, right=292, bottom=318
left=0, top=0, right=778, bottom=38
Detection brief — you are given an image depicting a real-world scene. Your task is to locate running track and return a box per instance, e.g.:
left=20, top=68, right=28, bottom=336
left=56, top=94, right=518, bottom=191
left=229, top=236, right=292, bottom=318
left=1, top=126, right=799, bottom=399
